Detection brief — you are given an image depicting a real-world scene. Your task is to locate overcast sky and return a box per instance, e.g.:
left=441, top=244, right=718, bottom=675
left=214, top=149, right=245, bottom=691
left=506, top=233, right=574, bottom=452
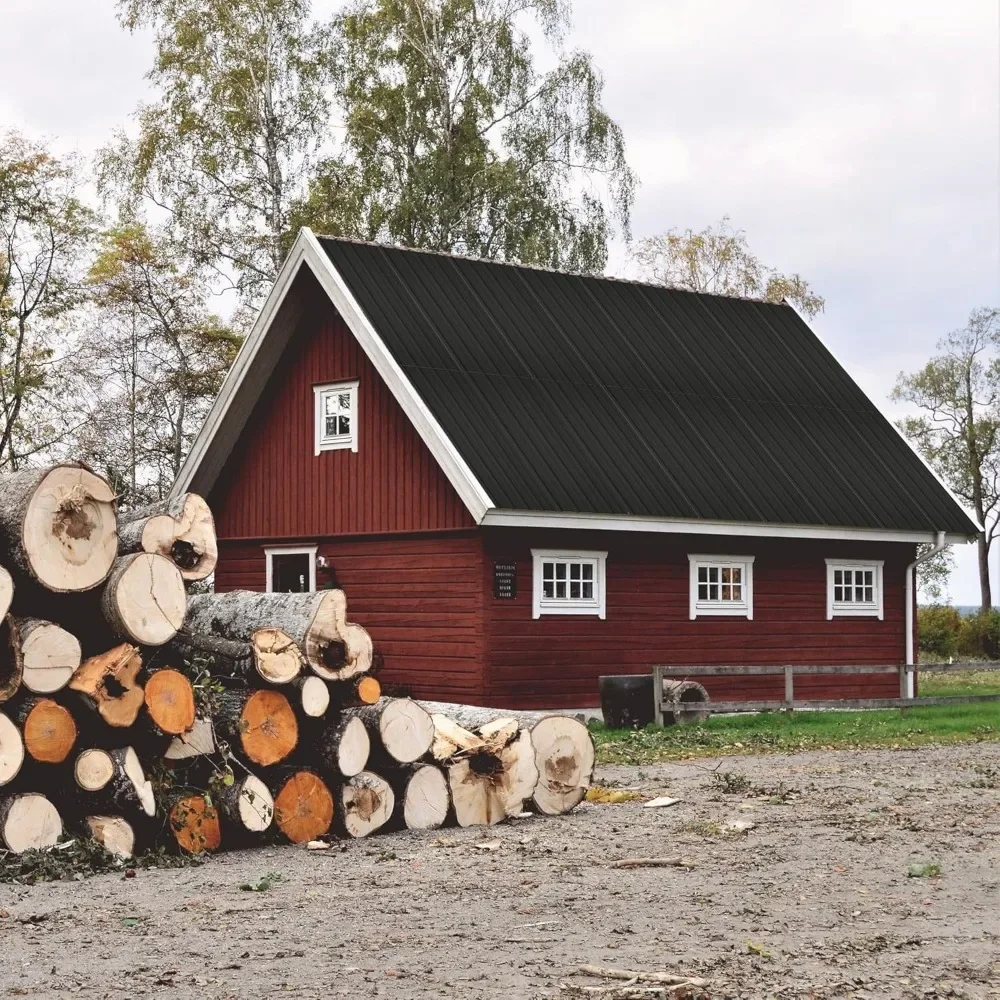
left=2, top=0, right=998, bottom=602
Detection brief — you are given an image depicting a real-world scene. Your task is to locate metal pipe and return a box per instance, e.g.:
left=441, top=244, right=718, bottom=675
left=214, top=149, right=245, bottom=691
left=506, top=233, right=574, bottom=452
left=905, top=531, right=947, bottom=697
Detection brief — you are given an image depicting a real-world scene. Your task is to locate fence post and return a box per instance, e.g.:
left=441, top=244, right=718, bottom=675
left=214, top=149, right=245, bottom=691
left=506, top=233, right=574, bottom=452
left=653, top=666, right=663, bottom=727
left=784, top=666, right=794, bottom=712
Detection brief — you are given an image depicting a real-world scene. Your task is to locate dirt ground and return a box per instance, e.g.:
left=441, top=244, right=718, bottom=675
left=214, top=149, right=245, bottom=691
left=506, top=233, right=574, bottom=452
left=2, top=743, right=1000, bottom=1000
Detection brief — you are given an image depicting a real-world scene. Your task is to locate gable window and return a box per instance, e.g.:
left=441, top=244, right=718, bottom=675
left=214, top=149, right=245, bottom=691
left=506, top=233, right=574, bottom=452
left=266, top=545, right=317, bottom=593
left=688, top=554, right=754, bottom=619
left=314, top=380, right=358, bottom=454
left=826, top=559, right=883, bottom=619
left=531, top=549, right=607, bottom=619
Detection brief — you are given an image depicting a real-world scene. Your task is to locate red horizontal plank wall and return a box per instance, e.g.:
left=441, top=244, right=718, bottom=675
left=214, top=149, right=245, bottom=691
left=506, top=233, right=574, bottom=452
left=214, top=532, right=486, bottom=702
left=483, top=528, right=916, bottom=709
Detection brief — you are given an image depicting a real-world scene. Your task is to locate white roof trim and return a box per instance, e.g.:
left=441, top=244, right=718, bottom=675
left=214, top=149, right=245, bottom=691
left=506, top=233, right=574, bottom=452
left=481, top=508, right=975, bottom=545
left=172, top=229, right=494, bottom=521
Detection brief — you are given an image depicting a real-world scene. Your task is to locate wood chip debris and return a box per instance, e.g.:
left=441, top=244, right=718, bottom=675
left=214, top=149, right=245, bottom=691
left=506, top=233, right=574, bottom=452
left=642, top=796, right=680, bottom=809
left=608, top=857, right=695, bottom=870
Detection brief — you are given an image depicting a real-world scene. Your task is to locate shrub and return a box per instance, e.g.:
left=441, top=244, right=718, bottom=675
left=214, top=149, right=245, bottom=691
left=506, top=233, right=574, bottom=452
left=957, top=608, right=1000, bottom=659
left=917, top=604, right=961, bottom=659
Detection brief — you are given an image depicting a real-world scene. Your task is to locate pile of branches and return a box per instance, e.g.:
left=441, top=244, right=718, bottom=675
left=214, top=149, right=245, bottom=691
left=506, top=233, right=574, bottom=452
left=0, top=463, right=595, bottom=858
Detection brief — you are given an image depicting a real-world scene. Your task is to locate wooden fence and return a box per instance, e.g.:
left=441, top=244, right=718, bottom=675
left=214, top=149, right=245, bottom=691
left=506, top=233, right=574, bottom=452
left=651, top=662, right=1000, bottom=725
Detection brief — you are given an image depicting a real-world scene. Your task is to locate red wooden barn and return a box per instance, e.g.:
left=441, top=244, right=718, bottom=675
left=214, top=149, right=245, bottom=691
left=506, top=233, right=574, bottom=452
left=173, top=231, right=979, bottom=709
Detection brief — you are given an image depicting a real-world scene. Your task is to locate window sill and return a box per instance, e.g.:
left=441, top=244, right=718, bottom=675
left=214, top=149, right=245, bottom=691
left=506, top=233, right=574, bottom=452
left=316, top=438, right=357, bottom=454
left=690, top=603, right=752, bottom=620
left=829, top=606, right=883, bottom=620
left=533, top=603, right=605, bottom=620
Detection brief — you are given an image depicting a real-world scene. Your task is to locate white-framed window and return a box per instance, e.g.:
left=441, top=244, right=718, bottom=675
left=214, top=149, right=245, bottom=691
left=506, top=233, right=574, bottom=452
left=826, top=559, right=883, bottom=619
left=531, top=549, right=607, bottom=619
left=313, top=380, right=358, bottom=454
left=688, top=554, right=754, bottom=619
left=266, top=545, right=317, bottom=593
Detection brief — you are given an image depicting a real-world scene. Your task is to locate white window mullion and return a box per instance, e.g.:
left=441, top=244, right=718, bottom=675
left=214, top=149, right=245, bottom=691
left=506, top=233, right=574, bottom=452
left=826, top=559, right=883, bottom=619
left=688, top=554, right=754, bottom=620
left=531, top=549, right=607, bottom=619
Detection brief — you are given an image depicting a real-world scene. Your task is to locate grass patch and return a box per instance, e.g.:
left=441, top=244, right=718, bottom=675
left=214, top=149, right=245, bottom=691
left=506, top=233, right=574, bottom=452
left=907, top=861, right=942, bottom=878
left=592, top=701, right=1000, bottom=765
left=919, top=669, right=1000, bottom=698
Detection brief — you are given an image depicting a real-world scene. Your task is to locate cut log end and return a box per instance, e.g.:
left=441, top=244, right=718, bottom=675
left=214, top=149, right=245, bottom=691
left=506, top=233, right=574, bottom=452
left=336, top=716, right=370, bottom=777
left=379, top=698, right=434, bottom=764
left=0, top=793, right=62, bottom=853
left=69, top=644, right=145, bottom=727
left=448, top=729, right=539, bottom=827
left=531, top=716, right=596, bottom=815
left=164, top=718, right=215, bottom=760
left=122, top=746, right=156, bottom=817
left=144, top=668, right=196, bottom=735
left=340, top=771, right=394, bottom=838
left=169, top=795, right=221, bottom=853
left=274, top=771, right=333, bottom=843
left=402, top=765, right=450, bottom=831
left=138, top=493, right=217, bottom=582
left=251, top=628, right=303, bottom=684
left=355, top=675, right=381, bottom=705
left=299, top=675, right=330, bottom=718
left=85, top=815, right=135, bottom=859
left=0, top=566, right=13, bottom=621
left=237, top=775, right=274, bottom=833
left=240, top=690, right=298, bottom=767
left=23, top=464, right=117, bottom=592
left=17, top=619, right=81, bottom=694
left=75, top=748, right=114, bottom=790
left=104, top=554, right=186, bottom=646
left=0, top=712, right=24, bottom=786
left=305, top=590, right=373, bottom=681
left=23, top=699, right=77, bottom=763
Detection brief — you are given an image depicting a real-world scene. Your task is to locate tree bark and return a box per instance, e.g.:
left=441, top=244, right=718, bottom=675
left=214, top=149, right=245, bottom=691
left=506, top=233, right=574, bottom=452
left=168, top=628, right=303, bottom=685
left=0, top=615, right=23, bottom=704
left=101, top=553, right=187, bottom=646
left=336, top=770, right=394, bottom=839
left=0, top=710, right=24, bottom=787
left=388, top=763, right=450, bottom=831
left=12, top=617, right=80, bottom=694
left=117, top=493, right=217, bottom=582
left=270, top=769, right=334, bottom=843
left=68, top=644, right=145, bottom=727
left=979, top=533, right=992, bottom=610
left=213, top=689, right=298, bottom=767
left=11, top=697, right=77, bottom=764
left=185, top=590, right=372, bottom=680
left=0, top=792, right=62, bottom=852
left=0, top=464, right=117, bottom=592
left=71, top=746, right=156, bottom=817
left=344, top=697, right=434, bottom=765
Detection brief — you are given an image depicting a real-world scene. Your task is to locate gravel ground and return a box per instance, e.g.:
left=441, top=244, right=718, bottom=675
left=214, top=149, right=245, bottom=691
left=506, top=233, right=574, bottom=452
left=2, top=743, right=1000, bottom=999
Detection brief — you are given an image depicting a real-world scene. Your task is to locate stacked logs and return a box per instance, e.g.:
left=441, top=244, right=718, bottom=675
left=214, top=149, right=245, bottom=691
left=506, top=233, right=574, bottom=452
left=0, top=463, right=595, bottom=859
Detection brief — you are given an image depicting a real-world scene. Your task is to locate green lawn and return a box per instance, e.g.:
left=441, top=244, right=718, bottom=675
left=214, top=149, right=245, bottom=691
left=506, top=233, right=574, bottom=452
left=592, top=699, right=1000, bottom=765
left=919, top=669, right=1000, bottom=698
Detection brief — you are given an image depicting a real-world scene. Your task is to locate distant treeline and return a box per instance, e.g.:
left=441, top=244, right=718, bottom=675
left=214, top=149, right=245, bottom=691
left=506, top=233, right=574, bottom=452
left=918, top=606, right=1000, bottom=659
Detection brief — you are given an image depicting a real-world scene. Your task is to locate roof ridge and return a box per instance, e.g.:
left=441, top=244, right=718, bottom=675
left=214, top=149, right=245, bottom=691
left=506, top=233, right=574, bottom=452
left=314, top=234, right=794, bottom=308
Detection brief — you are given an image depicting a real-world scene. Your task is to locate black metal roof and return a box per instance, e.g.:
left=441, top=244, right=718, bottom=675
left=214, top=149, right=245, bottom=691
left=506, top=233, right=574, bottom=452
left=319, top=237, right=977, bottom=536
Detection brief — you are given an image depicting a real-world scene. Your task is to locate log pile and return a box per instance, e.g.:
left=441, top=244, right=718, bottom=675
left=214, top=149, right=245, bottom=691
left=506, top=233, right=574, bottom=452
left=0, top=464, right=596, bottom=858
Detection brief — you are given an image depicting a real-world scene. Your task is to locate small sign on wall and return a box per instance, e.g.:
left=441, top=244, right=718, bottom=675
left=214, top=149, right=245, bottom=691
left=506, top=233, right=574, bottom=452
left=493, top=562, right=517, bottom=599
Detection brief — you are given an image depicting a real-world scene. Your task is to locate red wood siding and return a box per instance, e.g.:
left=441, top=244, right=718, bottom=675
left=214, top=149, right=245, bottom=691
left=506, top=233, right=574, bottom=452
left=215, top=533, right=485, bottom=701
left=482, top=528, right=916, bottom=709
left=209, top=288, right=474, bottom=539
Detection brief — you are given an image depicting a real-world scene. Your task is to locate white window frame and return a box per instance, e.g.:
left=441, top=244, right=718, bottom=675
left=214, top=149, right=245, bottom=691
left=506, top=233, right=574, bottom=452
left=265, top=545, right=317, bottom=593
left=531, top=549, right=607, bottom=619
left=313, top=380, right=359, bottom=455
left=826, top=559, right=883, bottom=620
left=688, top=554, right=755, bottom=620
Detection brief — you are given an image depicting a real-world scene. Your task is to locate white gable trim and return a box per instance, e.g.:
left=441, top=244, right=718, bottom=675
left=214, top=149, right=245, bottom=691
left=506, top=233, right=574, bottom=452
left=172, top=229, right=494, bottom=521
left=480, top=508, right=974, bottom=545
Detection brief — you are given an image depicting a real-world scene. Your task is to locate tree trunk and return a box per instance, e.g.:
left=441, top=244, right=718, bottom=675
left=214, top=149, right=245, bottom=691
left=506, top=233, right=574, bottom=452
left=168, top=628, right=303, bottom=685
left=68, top=644, right=145, bottom=727
left=336, top=771, right=394, bottom=839
left=0, top=710, right=24, bottom=786
left=418, top=700, right=553, bottom=730
left=344, top=698, right=433, bottom=765
left=163, top=718, right=215, bottom=761
left=12, top=617, right=81, bottom=694
left=185, top=590, right=372, bottom=681
left=11, top=697, right=77, bottom=764
left=101, top=554, right=186, bottom=646
left=84, top=814, right=135, bottom=859
left=271, top=769, right=334, bottom=843
left=0, top=792, right=62, bottom=852
left=117, top=493, right=217, bottom=582
left=214, top=773, right=274, bottom=835
left=163, top=791, right=221, bottom=854
left=0, top=464, right=117, bottom=593
left=0, top=615, right=23, bottom=704
left=297, top=675, right=330, bottom=718
left=979, top=533, right=992, bottom=610
left=71, top=746, right=156, bottom=817
left=388, top=763, right=450, bottom=831
left=213, top=689, right=298, bottom=767
left=143, top=668, right=196, bottom=736
left=317, top=715, right=370, bottom=778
